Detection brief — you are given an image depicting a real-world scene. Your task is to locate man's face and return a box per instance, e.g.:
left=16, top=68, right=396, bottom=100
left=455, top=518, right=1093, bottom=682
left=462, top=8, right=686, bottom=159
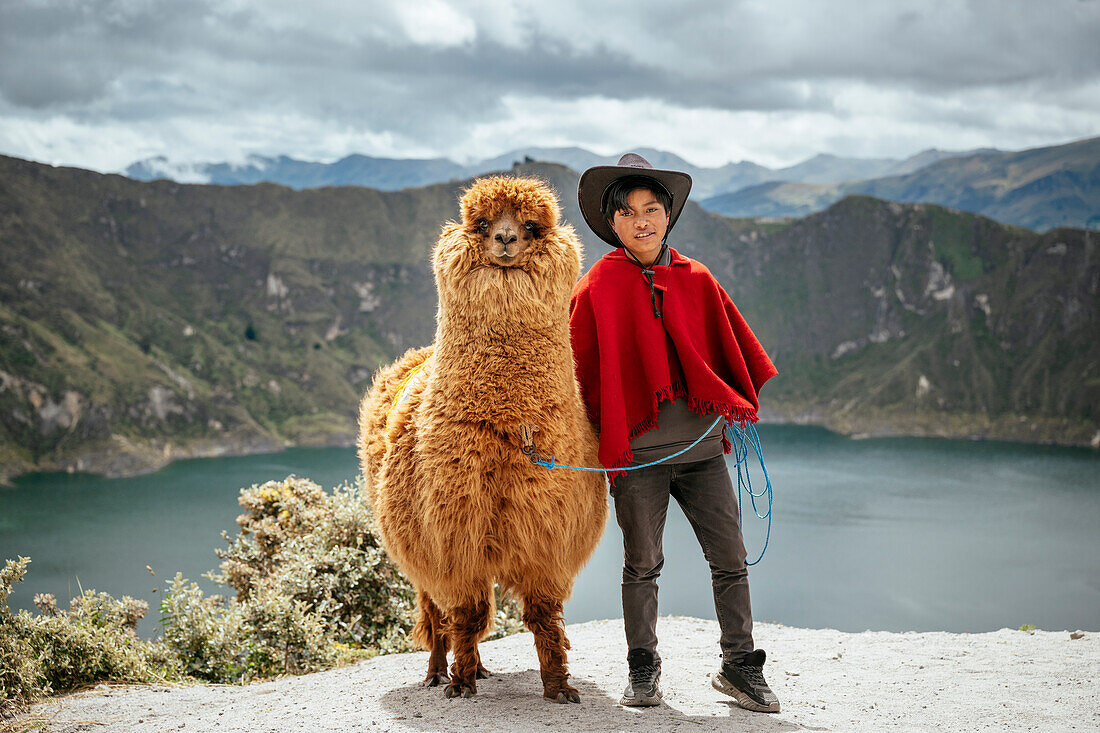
left=610, top=188, right=670, bottom=265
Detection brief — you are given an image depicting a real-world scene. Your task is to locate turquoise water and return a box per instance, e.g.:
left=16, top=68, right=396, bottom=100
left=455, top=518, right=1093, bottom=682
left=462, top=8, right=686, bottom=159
left=2, top=425, right=1098, bottom=638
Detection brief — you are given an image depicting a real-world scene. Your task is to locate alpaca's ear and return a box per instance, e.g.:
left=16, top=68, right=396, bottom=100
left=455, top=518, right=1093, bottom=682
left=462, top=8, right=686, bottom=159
left=531, top=185, right=560, bottom=230
left=458, top=183, right=484, bottom=227
left=458, top=200, right=475, bottom=227
left=541, top=223, right=581, bottom=283
left=431, top=222, right=472, bottom=276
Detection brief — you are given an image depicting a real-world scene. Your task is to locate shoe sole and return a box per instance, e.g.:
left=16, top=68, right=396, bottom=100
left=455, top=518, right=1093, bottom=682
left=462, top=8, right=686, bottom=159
left=712, top=672, right=780, bottom=713
left=619, top=689, right=662, bottom=707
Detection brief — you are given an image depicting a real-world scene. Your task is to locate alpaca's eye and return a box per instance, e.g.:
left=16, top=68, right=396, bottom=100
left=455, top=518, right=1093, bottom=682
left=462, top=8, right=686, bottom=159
left=476, top=218, right=489, bottom=233
left=524, top=221, right=538, bottom=233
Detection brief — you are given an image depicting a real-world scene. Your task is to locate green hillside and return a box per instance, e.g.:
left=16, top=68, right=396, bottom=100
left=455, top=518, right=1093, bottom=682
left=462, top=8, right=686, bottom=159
left=0, top=156, right=453, bottom=481
left=0, top=155, right=1096, bottom=482
left=693, top=197, right=1099, bottom=444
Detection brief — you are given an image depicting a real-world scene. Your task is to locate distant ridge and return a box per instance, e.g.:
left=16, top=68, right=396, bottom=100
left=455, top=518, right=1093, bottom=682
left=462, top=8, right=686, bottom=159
left=122, top=140, right=1097, bottom=231
left=127, top=153, right=469, bottom=192
left=124, top=145, right=983, bottom=200
left=701, top=136, right=1100, bottom=232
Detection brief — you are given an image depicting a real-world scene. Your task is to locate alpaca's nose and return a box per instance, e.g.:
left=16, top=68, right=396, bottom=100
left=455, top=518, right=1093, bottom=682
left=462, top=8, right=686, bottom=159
left=488, top=223, right=526, bottom=265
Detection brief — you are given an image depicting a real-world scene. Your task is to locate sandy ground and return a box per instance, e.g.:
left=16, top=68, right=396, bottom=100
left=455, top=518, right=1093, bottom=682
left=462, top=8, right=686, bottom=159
left=17, top=616, right=1099, bottom=732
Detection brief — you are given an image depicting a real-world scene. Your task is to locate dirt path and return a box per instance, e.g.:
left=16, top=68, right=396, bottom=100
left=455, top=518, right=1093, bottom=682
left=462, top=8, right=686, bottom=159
left=21, top=616, right=1099, bottom=732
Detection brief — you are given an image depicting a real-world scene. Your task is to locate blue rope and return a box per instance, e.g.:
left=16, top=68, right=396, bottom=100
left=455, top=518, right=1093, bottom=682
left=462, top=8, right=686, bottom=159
left=527, top=416, right=724, bottom=472
left=527, top=417, right=774, bottom=564
left=729, top=421, right=772, bottom=566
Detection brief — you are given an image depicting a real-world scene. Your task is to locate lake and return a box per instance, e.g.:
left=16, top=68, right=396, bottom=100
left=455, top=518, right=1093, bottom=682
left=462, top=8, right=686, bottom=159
left=2, top=425, right=1098, bottom=639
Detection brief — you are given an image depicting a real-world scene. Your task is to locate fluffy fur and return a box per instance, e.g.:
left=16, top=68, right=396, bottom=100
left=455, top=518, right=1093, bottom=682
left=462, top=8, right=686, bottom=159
left=357, top=176, right=607, bottom=703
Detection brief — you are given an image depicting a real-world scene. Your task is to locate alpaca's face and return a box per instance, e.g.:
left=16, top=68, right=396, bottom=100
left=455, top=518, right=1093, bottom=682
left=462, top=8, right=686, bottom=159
left=458, top=177, right=559, bottom=273
left=433, top=176, right=581, bottom=313
left=437, top=176, right=573, bottom=277
left=475, top=208, right=542, bottom=268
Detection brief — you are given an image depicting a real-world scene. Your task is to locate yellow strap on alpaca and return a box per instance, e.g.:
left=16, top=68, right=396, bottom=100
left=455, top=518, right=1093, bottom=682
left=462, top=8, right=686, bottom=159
left=388, top=361, right=426, bottom=416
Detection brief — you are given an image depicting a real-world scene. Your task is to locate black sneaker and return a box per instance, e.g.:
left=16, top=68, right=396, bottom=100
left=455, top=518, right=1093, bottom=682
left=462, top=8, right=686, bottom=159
left=712, top=649, right=780, bottom=712
left=620, top=648, right=662, bottom=707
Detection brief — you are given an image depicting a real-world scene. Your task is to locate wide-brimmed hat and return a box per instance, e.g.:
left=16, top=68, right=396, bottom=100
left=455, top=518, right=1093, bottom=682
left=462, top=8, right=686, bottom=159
left=577, top=152, right=693, bottom=248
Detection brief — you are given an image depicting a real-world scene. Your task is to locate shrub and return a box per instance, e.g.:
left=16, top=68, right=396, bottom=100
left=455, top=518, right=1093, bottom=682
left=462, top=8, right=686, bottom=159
left=1, top=557, right=40, bottom=715
left=210, top=476, right=418, bottom=651
left=236, top=578, right=337, bottom=677
left=158, top=575, right=244, bottom=681
left=162, top=475, right=524, bottom=682
left=1, top=557, right=176, bottom=717
left=3, top=475, right=528, bottom=710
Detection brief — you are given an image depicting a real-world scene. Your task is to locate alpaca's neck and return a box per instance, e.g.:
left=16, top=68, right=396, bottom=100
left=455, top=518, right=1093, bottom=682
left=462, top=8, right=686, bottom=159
left=431, top=310, right=577, bottom=423
left=435, top=312, right=572, bottom=376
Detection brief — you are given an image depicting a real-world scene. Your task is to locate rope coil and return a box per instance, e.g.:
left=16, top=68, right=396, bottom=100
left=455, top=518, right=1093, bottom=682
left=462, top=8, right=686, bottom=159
left=525, top=417, right=773, bottom=565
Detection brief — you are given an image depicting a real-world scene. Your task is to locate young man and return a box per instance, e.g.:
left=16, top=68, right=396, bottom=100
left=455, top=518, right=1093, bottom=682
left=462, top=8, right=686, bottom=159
left=570, top=153, right=780, bottom=712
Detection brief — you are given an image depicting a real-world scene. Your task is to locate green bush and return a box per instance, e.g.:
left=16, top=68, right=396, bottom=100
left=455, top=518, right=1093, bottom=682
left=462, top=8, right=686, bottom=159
left=1, top=558, right=40, bottom=715
left=210, top=476, right=418, bottom=652
left=161, top=476, right=524, bottom=682
left=2, top=475, right=527, bottom=713
left=158, top=572, right=337, bottom=683
left=158, top=575, right=244, bottom=681
left=1, top=557, right=176, bottom=717
left=236, top=578, right=337, bottom=677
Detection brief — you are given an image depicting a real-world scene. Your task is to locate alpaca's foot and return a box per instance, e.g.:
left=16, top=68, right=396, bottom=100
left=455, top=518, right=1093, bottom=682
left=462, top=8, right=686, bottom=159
left=522, top=595, right=579, bottom=704
left=476, top=663, right=492, bottom=679
left=422, top=671, right=450, bottom=687
left=546, top=682, right=581, bottom=704
left=444, top=680, right=476, bottom=699
left=442, top=597, right=490, bottom=700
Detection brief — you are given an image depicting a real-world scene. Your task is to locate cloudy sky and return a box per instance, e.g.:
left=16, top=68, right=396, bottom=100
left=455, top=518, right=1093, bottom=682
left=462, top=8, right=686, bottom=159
left=1, top=0, right=1098, bottom=172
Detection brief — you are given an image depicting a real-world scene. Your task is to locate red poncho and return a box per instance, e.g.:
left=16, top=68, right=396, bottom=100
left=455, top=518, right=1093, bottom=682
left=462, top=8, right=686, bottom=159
left=569, top=247, right=778, bottom=475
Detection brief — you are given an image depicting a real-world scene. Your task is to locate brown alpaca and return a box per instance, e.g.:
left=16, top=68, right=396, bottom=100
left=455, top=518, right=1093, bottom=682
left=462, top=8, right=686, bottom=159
left=357, top=176, right=607, bottom=703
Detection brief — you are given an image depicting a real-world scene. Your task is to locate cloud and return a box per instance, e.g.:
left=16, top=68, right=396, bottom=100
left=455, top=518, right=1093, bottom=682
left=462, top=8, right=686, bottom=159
left=0, top=0, right=1097, bottom=171
left=394, top=0, right=477, bottom=47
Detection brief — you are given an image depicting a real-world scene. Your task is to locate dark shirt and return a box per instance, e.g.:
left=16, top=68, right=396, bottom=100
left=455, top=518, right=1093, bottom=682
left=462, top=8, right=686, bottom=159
left=628, top=398, right=725, bottom=466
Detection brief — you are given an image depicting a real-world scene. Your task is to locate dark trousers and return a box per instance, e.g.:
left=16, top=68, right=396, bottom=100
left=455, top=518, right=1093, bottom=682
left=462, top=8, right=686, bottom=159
left=612, top=454, right=755, bottom=664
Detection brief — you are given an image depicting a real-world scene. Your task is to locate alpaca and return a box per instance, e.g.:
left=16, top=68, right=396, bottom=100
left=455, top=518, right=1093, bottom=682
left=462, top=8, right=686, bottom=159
left=357, top=176, right=607, bottom=703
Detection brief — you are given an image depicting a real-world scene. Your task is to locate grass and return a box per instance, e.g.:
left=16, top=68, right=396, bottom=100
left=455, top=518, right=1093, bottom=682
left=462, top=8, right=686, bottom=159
left=927, top=206, right=985, bottom=280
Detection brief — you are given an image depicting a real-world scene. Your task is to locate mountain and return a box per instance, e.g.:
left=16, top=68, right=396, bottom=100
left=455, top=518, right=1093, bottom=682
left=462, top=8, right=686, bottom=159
left=700, top=136, right=1100, bottom=232
left=695, top=180, right=844, bottom=219
left=774, top=153, right=899, bottom=184
left=468, top=147, right=609, bottom=177
left=697, top=197, right=1098, bottom=445
left=883, top=147, right=1000, bottom=177
left=127, top=153, right=469, bottom=191
left=686, top=148, right=982, bottom=197
left=0, top=155, right=594, bottom=483
left=127, top=147, right=965, bottom=200
left=1, top=155, right=1096, bottom=482
left=1, top=155, right=454, bottom=482
left=768, top=148, right=988, bottom=184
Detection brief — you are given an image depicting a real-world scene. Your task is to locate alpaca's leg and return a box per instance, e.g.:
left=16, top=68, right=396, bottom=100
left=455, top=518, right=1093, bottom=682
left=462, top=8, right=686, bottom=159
left=522, top=593, right=579, bottom=703
left=443, top=594, right=492, bottom=699
left=474, top=647, right=492, bottom=679
left=413, top=590, right=450, bottom=686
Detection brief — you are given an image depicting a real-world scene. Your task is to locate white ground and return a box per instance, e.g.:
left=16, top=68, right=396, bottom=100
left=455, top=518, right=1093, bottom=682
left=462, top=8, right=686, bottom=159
left=20, top=617, right=1099, bottom=732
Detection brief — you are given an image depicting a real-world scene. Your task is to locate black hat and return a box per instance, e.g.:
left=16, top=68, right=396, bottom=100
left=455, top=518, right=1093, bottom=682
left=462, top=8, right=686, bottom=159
left=577, top=152, right=693, bottom=248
